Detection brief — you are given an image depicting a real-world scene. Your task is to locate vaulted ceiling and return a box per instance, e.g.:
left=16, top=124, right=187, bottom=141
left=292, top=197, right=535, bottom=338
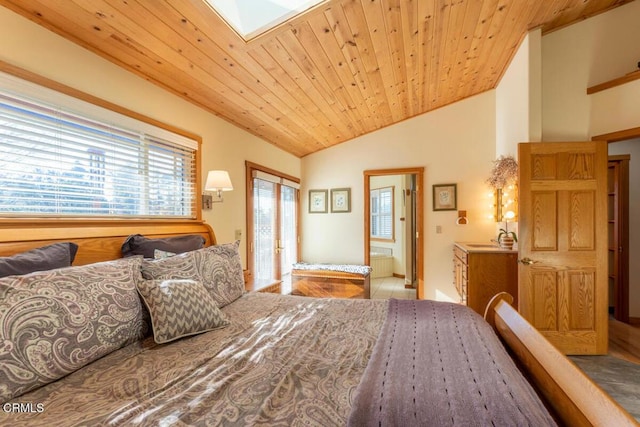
left=1, top=0, right=632, bottom=157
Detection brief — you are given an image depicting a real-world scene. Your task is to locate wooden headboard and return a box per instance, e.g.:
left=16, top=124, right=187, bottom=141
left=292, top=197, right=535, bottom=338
left=0, top=219, right=216, bottom=265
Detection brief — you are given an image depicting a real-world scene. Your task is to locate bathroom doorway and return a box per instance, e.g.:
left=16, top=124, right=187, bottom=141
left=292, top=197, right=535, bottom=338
left=364, top=167, right=424, bottom=299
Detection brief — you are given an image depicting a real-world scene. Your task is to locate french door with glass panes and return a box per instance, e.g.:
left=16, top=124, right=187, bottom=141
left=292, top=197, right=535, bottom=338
left=246, top=162, right=300, bottom=284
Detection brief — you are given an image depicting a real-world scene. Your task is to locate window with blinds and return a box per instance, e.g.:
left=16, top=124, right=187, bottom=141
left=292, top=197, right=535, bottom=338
left=0, top=71, right=197, bottom=218
left=370, top=186, right=394, bottom=240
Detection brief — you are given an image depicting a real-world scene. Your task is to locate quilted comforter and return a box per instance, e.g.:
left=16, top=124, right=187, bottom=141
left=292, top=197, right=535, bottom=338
left=2, top=293, right=553, bottom=426
left=348, top=298, right=556, bottom=426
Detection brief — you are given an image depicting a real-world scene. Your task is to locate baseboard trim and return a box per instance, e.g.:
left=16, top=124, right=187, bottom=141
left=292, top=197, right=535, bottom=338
left=629, top=317, right=640, bottom=326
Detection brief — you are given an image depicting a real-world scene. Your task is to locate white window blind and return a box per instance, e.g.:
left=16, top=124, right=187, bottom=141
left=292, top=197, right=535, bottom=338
left=252, top=170, right=301, bottom=189
left=371, top=186, right=393, bottom=240
left=0, top=72, right=197, bottom=218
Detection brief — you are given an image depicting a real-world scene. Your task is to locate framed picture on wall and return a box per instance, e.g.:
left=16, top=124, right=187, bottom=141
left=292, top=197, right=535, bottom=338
left=308, top=189, right=328, bottom=213
left=433, top=183, right=457, bottom=211
left=331, top=188, right=351, bottom=213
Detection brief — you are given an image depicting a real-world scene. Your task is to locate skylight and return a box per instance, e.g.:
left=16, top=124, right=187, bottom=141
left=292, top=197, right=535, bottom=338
left=205, top=0, right=325, bottom=40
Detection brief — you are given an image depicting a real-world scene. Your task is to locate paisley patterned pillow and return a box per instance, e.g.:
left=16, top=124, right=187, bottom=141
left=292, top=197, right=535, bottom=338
left=0, top=256, right=148, bottom=403
left=141, top=241, right=245, bottom=308
left=136, top=279, right=229, bottom=344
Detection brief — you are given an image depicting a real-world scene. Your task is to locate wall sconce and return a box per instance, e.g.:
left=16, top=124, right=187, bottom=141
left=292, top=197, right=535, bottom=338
left=494, top=184, right=518, bottom=222
left=456, top=210, right=468, bottom=225
left=486, top=155, right=518, bottom=222
left=202, top=170, right=233, bottom=209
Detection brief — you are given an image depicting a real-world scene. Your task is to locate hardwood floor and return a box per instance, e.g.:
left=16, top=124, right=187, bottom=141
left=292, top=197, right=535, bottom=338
left=609, top=318, right=640, bottom=364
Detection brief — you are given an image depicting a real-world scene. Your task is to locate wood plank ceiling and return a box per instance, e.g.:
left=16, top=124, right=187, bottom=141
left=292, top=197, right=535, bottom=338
left=0, top=0, right=632, bottom=157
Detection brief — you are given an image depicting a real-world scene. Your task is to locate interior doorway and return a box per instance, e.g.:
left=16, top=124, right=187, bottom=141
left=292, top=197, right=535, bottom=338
left=607, top=155, right=629, bottom=322
left=364, top=167, right=424, bottom=299
left=595, top=128, right=640, bottom=325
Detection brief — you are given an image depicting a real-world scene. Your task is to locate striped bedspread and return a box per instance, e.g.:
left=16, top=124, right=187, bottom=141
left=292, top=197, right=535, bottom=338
left=348, top=299, right=557, bottom=426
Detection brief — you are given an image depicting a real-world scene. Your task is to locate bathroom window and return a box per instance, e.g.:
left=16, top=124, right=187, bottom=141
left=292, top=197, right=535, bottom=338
left=370, top=186, right=394, bottom=241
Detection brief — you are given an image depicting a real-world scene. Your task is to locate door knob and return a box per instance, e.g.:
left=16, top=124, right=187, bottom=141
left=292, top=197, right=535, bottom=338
left=518, top=257, right=536, bottom=265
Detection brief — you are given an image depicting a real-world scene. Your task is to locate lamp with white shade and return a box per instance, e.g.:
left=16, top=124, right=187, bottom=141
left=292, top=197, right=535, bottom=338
left=202, top=170, right=233, bottom=209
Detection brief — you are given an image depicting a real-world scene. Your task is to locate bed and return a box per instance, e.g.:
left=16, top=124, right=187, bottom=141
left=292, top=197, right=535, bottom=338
left=0, top=221, right=636, bottom=426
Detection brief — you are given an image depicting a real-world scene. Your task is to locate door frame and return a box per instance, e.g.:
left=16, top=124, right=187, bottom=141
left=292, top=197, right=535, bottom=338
left=364, top=167, right=424, bottom=299
left=607, top=155, right=630, bottom=323
left=593, top=127, right=640, bottom=323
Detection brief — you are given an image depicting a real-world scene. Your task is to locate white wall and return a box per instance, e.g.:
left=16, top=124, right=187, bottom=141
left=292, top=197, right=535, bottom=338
left=494, top=29, right=542, bottom=241
left=608, top=139, right=640, bottom=318
left=302, top=91, right=498, bottom=302
left=541, top=0, right=640, bottom=317
left=0, top=7, right=301, bottom=266
left=590, top=79, right=640, bottom=137
left=496, top=29, right=542, bottom=156
left=542, top=0, right=640, bottom=141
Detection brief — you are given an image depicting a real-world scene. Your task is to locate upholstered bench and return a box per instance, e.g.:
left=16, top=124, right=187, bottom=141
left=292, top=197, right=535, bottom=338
left=291, top=263, right=372, bottom=299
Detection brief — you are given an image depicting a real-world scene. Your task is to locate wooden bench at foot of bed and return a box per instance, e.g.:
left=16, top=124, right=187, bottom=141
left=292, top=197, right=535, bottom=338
left=291, top=263, right=371, bottom=299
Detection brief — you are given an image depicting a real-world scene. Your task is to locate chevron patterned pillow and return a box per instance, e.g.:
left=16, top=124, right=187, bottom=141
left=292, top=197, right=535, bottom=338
left=136, top=279, right=229, bottom=344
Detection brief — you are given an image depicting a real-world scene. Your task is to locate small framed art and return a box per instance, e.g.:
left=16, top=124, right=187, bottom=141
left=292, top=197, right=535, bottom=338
left=331, top=188, right=351, bottom=213
left=432, top=184, right=457, bottom=211
left=308, top=189, right=328, bottom=213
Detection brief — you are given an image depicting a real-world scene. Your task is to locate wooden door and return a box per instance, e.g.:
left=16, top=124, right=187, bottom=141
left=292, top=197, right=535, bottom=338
left=518, top=142, right=608, bottom=355
left=246, top=162, right=300, bottom=283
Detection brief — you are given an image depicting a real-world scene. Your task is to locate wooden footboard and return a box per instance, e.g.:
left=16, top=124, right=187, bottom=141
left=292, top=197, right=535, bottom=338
left=484, top=292, right=638, bottom=426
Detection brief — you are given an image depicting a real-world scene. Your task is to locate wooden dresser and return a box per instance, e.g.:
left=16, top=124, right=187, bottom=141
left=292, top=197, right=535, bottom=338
left=453, top=243, right=518, bottom=315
